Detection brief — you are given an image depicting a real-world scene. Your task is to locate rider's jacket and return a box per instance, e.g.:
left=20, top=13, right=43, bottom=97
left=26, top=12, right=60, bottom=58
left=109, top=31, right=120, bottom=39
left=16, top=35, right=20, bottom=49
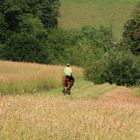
left=64, top=67, right=72, bottom=76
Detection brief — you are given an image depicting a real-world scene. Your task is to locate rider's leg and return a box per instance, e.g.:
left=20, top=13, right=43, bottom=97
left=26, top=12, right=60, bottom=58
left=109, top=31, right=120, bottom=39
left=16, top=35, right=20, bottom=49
left=70, top=75, right=75, bottom=86
left=62, top=76, right=66, bottom=93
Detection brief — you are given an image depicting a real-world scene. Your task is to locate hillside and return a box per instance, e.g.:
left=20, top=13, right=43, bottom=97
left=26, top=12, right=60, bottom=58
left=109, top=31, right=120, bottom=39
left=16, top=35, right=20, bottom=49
left=59, top=0, right=139, bottom=39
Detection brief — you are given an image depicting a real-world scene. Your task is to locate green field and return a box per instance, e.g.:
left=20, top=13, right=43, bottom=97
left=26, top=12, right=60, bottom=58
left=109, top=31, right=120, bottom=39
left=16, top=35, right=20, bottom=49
left=59, top=0, right=139, bottom=39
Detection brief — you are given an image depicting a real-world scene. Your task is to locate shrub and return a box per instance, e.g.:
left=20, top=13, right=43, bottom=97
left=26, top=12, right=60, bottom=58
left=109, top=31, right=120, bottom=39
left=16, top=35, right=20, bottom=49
left=85, top=49, right=140, bottom=86
left=104, top=50, right=140, bottom=86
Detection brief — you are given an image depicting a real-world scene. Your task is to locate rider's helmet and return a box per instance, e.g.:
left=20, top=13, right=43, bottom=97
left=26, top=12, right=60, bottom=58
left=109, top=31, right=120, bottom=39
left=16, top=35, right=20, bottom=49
left=67, top=63, right=70, bottom=66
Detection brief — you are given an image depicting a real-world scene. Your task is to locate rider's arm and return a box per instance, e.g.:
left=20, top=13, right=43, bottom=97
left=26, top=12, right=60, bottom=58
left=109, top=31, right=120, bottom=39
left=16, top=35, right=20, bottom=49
left=70, top=68, right=72, bottom=75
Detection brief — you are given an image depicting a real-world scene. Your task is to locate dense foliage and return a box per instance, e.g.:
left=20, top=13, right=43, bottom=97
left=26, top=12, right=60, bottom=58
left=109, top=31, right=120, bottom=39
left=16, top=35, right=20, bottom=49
left=0, top=0, right=60, bottom=32
left=47, top=26, right=113, bottom=65
left=0, top=0, right=60, bottom=62
left=85, top=49, right=140, bottom=86
left=0, top=33, right=48, bottom=63
left=123, top=2, right=140, bottom=53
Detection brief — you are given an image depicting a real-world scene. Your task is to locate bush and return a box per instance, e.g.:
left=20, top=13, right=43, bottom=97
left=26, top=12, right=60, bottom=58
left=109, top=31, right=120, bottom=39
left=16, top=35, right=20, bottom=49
left=104, top=50, right=140, bottom=86
left=85, top=49, right=140, bottom=86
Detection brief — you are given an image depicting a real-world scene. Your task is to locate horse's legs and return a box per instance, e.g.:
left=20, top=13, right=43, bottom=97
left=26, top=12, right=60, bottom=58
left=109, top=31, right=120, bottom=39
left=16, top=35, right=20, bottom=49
left=66, top=80, right=72, bottom=95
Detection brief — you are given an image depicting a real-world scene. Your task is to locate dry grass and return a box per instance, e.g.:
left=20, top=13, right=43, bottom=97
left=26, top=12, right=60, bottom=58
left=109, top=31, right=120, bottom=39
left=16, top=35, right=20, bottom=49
left=0, top=60, right=83, bottom=94
left=0, top=87, right=140, bottom=140
left=0, top=61, right=139, bottom=139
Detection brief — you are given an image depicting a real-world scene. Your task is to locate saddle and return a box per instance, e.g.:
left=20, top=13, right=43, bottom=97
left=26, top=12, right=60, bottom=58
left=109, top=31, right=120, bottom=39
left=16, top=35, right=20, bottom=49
left=65, top=76, right=74, bottom=86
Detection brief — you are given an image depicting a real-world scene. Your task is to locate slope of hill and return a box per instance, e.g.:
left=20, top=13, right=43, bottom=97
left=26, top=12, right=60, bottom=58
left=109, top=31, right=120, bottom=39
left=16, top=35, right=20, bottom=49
left=59, top=0, right=139, bottom=39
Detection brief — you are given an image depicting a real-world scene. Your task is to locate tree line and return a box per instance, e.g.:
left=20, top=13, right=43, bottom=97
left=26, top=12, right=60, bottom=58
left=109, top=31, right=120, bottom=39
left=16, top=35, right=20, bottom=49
left=0, top=0, right=60, bottom=63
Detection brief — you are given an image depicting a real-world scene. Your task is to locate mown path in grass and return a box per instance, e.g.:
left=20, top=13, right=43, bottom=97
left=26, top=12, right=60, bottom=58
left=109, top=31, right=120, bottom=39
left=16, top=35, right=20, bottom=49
left=0, top=83, right=140, bottom=140
left=102, top=87, right=140, bottom=105
left=68, top=81, right=116, bottom=99
left=43, top=80, right=116, bottom=99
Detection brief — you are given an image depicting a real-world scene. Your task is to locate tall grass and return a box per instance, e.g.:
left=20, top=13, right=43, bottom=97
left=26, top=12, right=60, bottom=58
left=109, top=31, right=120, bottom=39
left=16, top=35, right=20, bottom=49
left=0, top=61, right=83, bottom=95
left=0, top=93, right=139, bottom=140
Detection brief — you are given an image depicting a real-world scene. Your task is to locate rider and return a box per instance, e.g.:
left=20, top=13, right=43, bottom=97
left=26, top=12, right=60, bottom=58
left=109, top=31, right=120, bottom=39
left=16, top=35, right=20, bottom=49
left=62, top=63, right=75, bottom=92
left=64, top=63, right=74, bottom=82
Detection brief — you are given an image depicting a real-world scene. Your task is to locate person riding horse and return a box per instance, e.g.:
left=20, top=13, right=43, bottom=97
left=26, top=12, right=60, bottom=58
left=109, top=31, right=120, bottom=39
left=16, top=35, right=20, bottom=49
left=62, top=63, right=75, bottom=95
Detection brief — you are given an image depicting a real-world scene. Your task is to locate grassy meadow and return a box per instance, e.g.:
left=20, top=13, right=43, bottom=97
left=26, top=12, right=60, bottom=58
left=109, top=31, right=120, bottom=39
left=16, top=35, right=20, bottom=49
left=59, top=0, right=140, bottom=38
left=0, top=0, right=140, bottom=139
left=0, top=88, right=140, bottom=140
left=0, top=61, right=83, bottom=95
left=0, top=60, right=115, bottom=97
left=0, top=61, right=140, bottom=140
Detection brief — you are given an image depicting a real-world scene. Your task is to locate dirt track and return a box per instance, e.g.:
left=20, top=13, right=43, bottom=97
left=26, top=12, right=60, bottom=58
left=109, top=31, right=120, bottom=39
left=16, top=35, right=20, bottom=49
left=102, top=87, right=140, bottom=105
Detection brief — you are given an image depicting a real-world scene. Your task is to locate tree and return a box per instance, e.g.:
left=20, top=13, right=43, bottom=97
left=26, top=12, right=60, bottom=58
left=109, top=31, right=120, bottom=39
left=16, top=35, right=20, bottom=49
left=0, top=0, right=60, bottom=63
left=40, top=0, right=60, bottom=28
left=0, top=0, right=60, bottom=33
left=0, top=12, right=10, bottom=43
left=1, top=33, right=48, bottom=63
left=123, top=2, right=140, bottom=52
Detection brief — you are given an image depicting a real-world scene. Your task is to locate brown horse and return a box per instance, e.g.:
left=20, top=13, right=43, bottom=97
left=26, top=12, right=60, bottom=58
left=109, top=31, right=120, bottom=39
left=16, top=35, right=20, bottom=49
left=62, top=76, right=74, bottom=95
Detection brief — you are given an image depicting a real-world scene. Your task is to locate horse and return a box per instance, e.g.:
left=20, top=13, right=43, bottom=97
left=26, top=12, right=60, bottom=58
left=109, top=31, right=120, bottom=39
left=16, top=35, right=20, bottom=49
left=62, top=76, right=74, bottom=95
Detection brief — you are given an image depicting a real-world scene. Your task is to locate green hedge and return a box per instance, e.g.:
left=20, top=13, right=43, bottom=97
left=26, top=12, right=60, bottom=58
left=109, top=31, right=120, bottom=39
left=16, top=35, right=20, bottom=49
left=85, top=49, right=140, bottom=86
